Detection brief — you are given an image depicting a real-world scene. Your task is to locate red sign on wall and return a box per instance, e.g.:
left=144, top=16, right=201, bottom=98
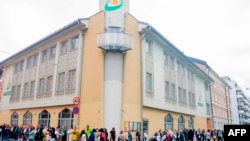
left=73, top=96, right=80, bottom=105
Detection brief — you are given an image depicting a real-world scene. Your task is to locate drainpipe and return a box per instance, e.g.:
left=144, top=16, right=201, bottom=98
left=140, top=33, right=146, bottom=141
left=208, top=68, right=214, bottom=129
left=225, top=85, right=230, bottom=125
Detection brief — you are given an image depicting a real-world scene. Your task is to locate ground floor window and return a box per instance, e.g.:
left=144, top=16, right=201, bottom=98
left=178, top=116, right=185, bottom=131
left=39, top=110, right=51, bottom=127
left=11, top=112, right=19, bottom=126
left=164, top=114, right=173, bottom=130
left=58, top=108, right=74, bottom=129
left=188, top=117, right=194, bottom=129
left=23, top=111, right=32, bottom=125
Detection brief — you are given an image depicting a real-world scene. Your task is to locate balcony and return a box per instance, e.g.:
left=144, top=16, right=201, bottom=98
left=239, top=110, right=244, bottom=114
left=97, top=32, right=133, bottom=53
left=237, top=94, right=243, bottom=99
left=246, top=112, right=250, bottom=118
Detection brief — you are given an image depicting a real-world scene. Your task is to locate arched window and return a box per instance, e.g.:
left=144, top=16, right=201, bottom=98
left=11, top=112, right=19, bottom=126
left=188, top=117, right=194, bottom=129
left=178, top=116, right=185, bottom=131
left=38, top=110, right=51, bottom=127
left=23, top=111, right=32, bottom=125
left=164, top=114, right=173, bottom=130
left=58, top=108, right=74, bottom=129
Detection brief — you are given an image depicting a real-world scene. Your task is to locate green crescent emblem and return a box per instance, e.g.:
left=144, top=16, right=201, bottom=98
left=104, top=0, right=123, bottom=11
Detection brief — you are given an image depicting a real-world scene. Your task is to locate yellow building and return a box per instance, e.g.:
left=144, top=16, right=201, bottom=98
left=0, top=0, right=212, bottom=137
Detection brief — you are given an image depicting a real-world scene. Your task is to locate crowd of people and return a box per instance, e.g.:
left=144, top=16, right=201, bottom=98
left=0, top=124, right=223, bottom=141
left=150, top=128, right=224, bottom=141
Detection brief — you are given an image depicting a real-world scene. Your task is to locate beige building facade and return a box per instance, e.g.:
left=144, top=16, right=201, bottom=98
left=0, top=0, right=213, bottom=136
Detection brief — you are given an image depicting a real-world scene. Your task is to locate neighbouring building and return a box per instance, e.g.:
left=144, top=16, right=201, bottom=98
left=222, top=76, right=239, bottom=124
left=235, top=87, right=250, bottom=124
left=188, top=57, right=232, bottom=130
left=0, top=0, right=213, bottom=136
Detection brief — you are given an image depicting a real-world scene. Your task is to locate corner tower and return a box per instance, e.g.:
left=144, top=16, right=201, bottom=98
left=97, top=0, right=133, bottom=133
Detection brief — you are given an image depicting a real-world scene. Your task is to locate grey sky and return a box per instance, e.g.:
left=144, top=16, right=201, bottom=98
left=0, top=0, right=250, bottom=92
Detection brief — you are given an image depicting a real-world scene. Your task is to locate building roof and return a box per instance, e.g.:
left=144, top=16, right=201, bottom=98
left=0, top=18, right=88, bottom=66
left=139, top=22, right=213, bottom=83
left=187, top=56, right=211, bottom=69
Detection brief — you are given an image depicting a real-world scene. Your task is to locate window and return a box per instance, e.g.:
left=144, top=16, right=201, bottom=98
left=181, top=64, right=185, bottom=76
left=20, top=60, right=24, bottom=71
left=206, top=103, right=211, bottom=115
left=164, top=114, right=173, bottom=130
left=205, top=83, right=209, bottom=91
left=46, top=76, right=53, bottom=93
left=145, top=40, right=152, bottom=55
left=170, top=56, right=175, bottom=69
left=33, top=54, right=38, bottom=66
left=68, top=69, right=76, bottom=89
left=191, top=72, right=194, bottom=81
left=183, top=89, right=187, bottom=104
left=10, top=112, right=18, bottom=126
left=38, top=110, right=50, bottom=128
left=30, top=81, right=35, bottom=96
left=38, top=78, right=45, bottom=96
left=23, top=111, right=32, bottom=125
left=17, top=85, right=21, bottom=100
left=188, top=117, right=194, bottom=129
left=187, top=69, right=191, bottom=80
left=146, top=72, right=153, bottom=93
left=178, top=116, right=185, bottom=131
left=14, top=61, right=24, bottom=73
left=179, top=88, right=187, bottom=104
left=189, top=92, right=192, bottom=106
left=192, top=93, right=196, bottom=106
left=165, top=81, right=170, bottom=99
left=171, top=84, right=176, bottom=100
left=27, top=56, right=33, bottom=68
left=10, top=86, right=16, bottom=101
left=164, top=52, right=168, bottom=65
left=58, top=109, right=74, bottom=129
left=23, top=82, right=29, bottom=98
left=61, top=40, right=68, bottom=55
left=41, top=49, right=47, bottom=62
left=71, top=36, right=79, bottom=50
left=14, top=63, right=19, bottom=73
left=57, top=72, right=65, bottom=91
left=49, top=46, right=56, bottom=59
left=177, top=62, right=181, bottom=73
left=178, top=87, right=182, bottom=103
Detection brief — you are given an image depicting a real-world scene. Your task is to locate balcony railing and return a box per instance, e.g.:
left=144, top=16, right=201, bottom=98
left=97, top=32, right=133, bottom=53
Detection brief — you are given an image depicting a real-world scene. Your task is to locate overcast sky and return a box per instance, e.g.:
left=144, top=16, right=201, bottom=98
left=0, top=0, right=250, bottom=93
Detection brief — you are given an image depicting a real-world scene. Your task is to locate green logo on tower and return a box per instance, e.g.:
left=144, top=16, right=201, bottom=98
left=104, top=0, right=123, bottom=11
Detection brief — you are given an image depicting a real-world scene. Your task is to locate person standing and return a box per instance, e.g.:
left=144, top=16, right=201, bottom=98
left=143, top=130, right=148, bottom=141
left=104, top=128, right=108, bottom=141
left=117, top=131, right=125, bottom=141
left=80, top=130, right=87, bottom=141
left=62, top=126, right=67, bottom=141
left=109, top=128, right=116, bottom=141
left=55, top=126, right=64, bottom=141
left=125, top=130, right=132, bottom=141
left=179, top=130, right=185, bottom=141
left=28, top=126, right=35, bottom=141
left=136, top=129, right=141, bottom=141
left=187, top=129, right=194, bottom=141
left=71, top=126, right=80, bottom=141
left=205, top=129, right=211, bottom=141
left=86, top=125, right=92, bottom=141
